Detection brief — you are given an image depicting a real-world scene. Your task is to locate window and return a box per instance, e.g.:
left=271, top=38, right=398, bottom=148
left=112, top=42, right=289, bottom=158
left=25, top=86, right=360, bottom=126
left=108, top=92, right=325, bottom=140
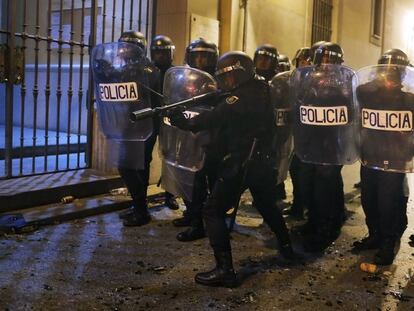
left=370, top=0, right=384, bottom=46
left=311, top=0, right=333, bottom=44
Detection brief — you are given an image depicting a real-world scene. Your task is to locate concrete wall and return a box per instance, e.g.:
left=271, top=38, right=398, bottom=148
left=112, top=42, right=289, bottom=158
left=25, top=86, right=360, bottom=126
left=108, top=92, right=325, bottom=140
left=335, top=0, right=382, bottom=69
left=334, top=0, right=414, bottom=69
left=155, top=0, right=219, bottom=65
left=226, top=0, right=312, bottom=62
left=383, top=0, right=414, bottom=61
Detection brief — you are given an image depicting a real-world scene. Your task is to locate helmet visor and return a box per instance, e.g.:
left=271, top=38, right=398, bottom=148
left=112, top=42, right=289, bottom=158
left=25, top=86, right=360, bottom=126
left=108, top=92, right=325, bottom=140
left=187, top=51, right=217, bottom=71
left=151, top=49, right=172, bottom=67
left=255, top=54, right=277, bottom=71
left=215, top=71, right=237, bottom=91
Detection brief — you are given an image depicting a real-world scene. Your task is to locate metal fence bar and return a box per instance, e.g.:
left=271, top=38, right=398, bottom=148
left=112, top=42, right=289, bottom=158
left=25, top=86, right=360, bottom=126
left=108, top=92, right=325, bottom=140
left=129, top=0, right=134, bottom=30
left=44, top=0, right=52, bottom=171
left=111, top=0, right=116, bottom=41
left=31, top=0, right=41, bottom=173
left=5, top=0, right=16, bottom=178
left=138, top=0, right=142, bottom=31
left=55, top=0, right=64, bottom=170
left=145, top=0, right=150, bottom=40
left=2, top=31, right=89, bottom=47
left=151, top=0, right=157, bottom=36
left=77, top=0, right=86, bottom=168
left=102, top=0, right=107, bottom=43
left=19, top=0, right=28, bottom=175
left=121, top=0, right=126, bottom=34
left=311, top=0, right=317, bottom=44
left=66, top=0, right=75, bottom=169
left=86, top=0, right=98, bottom=169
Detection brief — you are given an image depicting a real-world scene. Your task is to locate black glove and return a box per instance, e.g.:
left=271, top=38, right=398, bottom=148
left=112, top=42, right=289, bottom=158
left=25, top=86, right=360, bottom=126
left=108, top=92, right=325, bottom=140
left=166, top=107, right=188, bottom=129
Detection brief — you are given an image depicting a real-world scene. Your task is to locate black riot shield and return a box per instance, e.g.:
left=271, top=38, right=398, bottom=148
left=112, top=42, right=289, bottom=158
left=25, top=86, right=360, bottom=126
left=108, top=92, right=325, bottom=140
left=159, top=66, right=217, bottom=202
left=291, top=64, right=358, bottom=165
left=92, top=42, right=154, bottom=170
left=356, top=65, right=414, bottom=172
left=270, top=71, right=294, bottom=184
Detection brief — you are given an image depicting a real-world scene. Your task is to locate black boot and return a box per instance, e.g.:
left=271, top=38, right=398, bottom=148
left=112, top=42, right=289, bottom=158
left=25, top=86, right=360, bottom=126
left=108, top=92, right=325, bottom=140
left=172, top=215, right=191, bottom=227
left=279, top=243, right=295, bottom=260
left=374, top=239, right=396, bottom=265
left=195, top=251, right=237, bottom=288
left=119, top=208, right=134, bottom=220
left=352, top=234, right=381, bottom=252
left=123, top=209, right=151, bottom=227
left=176, top=225, right=205, bottom=242
left=173, top=209, right=191, bottom=227
left=165, top=192, right=179, bottom=210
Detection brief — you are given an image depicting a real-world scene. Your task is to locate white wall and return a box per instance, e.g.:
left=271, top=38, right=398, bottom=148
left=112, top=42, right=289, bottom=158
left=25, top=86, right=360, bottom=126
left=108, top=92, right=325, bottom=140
left=336, top=0, right=382, bottom=69
left=383, top=0, right=414, bottom=62
left=228, top=0, right=312, bottom=61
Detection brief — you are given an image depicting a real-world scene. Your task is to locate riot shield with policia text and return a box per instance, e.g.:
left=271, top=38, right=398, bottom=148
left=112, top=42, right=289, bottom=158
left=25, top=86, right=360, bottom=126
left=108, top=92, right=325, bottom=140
left=92, top=42, right=154, bottom=170
left=158, top=66, right=217, bottom=202
left=356, top=64, right=414, bottom=172
left=290, top=64, right=358, bottom=165
left=270, top=71, right=294, bottom=184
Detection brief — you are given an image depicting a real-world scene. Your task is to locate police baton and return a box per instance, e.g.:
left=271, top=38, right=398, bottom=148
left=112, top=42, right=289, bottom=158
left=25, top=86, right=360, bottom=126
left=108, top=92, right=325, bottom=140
left=228, top=138, right=258, bottom=232
left=129, top=91, right=221, bottom=122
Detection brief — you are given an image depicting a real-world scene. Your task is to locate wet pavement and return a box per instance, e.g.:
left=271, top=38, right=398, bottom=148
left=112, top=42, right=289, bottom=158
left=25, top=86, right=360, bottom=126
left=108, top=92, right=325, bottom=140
left=1, top=169, right=414, bottom=310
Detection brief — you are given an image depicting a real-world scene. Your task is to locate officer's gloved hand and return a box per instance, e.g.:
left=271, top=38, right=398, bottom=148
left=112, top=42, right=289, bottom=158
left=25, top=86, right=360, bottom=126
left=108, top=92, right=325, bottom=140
left=167, top=107, right=188, bottom=129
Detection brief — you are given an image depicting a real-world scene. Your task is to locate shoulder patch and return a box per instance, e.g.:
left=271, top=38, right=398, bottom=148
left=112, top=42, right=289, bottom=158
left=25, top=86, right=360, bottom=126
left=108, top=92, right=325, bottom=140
left=226, top=95, right=239, bottom=105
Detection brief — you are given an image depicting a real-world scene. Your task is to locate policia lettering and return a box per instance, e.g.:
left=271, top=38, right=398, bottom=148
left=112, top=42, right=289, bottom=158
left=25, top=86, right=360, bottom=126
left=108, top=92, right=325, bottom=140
left=99, top=82, right=139, bottom=101
left=275, top=108, right=290, bottom=126
left=362, top=108, right=413, bottom=131
left=300, top=106, right=348, bottom=126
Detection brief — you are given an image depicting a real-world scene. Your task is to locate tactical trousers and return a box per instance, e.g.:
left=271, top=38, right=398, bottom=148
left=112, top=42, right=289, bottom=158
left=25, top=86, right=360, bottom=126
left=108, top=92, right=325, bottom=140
left=360, top=166, right=407, bottom=240
left=203, top=156, right=290, bottom=252
left=300, top=162, right=344, bottom=234
left=289, top=154, right=305, bottom=213
left=117, top=134, right=157, bottom=213
left=184, top=160, right=219, bottom=227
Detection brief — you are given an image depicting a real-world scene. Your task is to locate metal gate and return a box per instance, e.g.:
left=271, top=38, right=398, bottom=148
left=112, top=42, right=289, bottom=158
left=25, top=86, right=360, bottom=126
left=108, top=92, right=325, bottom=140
left=0, top=0, right=155, bottom=179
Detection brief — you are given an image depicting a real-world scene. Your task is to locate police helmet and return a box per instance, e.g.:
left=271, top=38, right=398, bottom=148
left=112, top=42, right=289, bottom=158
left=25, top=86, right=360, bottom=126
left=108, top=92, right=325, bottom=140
left=377, top=49, right=410, bottom=86
left=293, top=47, right=312, bottom=68
left=310, top=40, right=327, bottom=61
left=313, top=42, right=344, bottom=65
left=150, top=35, right=175, bottom=69
left=215, top=51, right=254, bottom=91
left=253, top=44, right=279, bottom=79
left=185, top=38, right=218, bottom=75
left=118, top=30, right=147, bottom=51
left=378, top=49, right=409, bottom=66
left=277, top=54, right=291, bottom=72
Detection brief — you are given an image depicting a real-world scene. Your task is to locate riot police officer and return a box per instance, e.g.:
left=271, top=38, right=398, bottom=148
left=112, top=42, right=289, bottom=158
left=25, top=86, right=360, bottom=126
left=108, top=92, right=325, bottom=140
left=169, top=51, right=293, bottom=287
left=310, top=40, right=327, bottom=60
left=168, top=38, right=219, bottom=241
left=293, top=47, right=312, bottom=68
left=150, top=35, right=180, bottom=210
left=273, top=53, right=293, bottom=201
left=353, top=49, right=412, bottom=265
left=277, top=54, right=291, bottom=72
left=119, top=30, right=147, bottom=49
left=185, top=37, right=218, bottom=75
left=253, top=44, right=279, bottom=81
left=296, top=42, right=348, bottom=251
left=116, top=31, right=161, bottom=226
left=151, top=35, right=175, bottom=77
left=283, top=47, right=312, bottom=219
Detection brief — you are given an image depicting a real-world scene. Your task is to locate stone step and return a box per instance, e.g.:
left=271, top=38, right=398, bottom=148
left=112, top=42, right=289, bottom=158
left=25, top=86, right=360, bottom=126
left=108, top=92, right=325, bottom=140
left=0, top=169, right=124, bottom=212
